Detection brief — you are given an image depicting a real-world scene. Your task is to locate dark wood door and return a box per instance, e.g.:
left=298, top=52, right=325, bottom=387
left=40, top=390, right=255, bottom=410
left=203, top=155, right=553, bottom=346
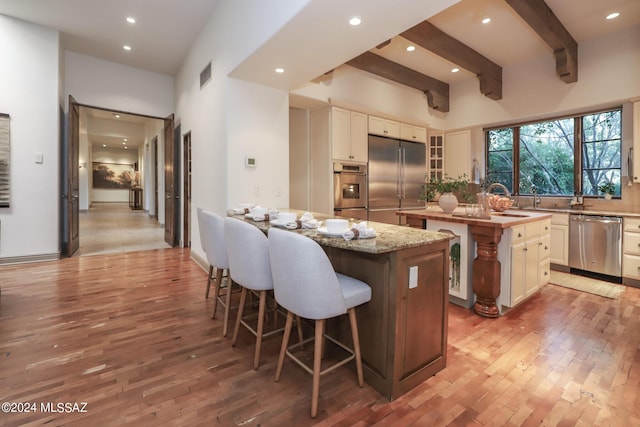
left=183, top=132, right=191, bottom=248
left=164, top=114, right=178, bottom=246
left=66, top=96, right=80, bottom=256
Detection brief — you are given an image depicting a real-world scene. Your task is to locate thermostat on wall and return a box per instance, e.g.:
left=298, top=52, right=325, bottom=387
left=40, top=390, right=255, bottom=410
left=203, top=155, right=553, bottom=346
left=245, top=156, right=256, bottom=168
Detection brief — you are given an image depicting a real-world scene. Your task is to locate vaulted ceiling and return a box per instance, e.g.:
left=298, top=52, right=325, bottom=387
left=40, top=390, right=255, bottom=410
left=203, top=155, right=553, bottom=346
left=1, top=0, right=638, bottom=141
left=340, top=0, right=620, bottom=112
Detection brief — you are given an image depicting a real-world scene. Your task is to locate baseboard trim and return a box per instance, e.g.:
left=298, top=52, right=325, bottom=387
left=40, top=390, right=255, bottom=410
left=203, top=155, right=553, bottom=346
left=0, top=253, right=60, bottom=265
left=190, top=252, right=208, bottom=273
left=623, top=277, right=640, bottom=288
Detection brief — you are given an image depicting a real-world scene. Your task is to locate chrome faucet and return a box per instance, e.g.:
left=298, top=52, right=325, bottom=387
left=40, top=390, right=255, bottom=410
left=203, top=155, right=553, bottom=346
left=532, top=185, right=541, bottom=208
left=486, top=182, right=511, bottom=197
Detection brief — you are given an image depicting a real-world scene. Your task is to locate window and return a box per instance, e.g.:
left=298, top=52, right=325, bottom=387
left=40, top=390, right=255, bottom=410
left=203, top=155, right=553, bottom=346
left=581, top=111, right=622, bottom=196
left=486, top=108, right=621, bottom=197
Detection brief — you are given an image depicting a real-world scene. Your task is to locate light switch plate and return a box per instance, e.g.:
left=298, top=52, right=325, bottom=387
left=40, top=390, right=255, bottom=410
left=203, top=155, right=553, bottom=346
left=35, top=152, right=43, bottom=164
left=409, top=266, right=418, bottom=289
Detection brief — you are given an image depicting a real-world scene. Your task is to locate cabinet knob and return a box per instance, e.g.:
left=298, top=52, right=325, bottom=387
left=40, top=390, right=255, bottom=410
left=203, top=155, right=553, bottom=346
left=384, top=130, right=388, bottom=134
left=518, top=233, right=523, bottom=238
left=545, top=246, right=548, bottom=250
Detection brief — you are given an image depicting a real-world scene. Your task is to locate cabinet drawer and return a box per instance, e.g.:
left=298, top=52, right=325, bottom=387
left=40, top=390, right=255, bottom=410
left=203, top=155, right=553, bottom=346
left=538, top=219, right=551, bottom=235
left=551, top=213, right=569, bottom=226
left=623, top=254, right=640, bottom=279
left=512, top=224, right=526, bottom=244
left=624, top=218, right=640, bottom=233
left=624, top=231, right=640, bottom=255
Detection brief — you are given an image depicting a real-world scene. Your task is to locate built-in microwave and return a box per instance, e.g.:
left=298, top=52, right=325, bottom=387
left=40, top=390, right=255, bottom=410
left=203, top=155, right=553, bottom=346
left=333, top=162, right=367, bottom=210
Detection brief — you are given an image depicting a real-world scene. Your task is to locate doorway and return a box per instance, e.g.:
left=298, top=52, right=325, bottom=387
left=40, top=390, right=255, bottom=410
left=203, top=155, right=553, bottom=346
left=63, top=102, right=178, bottom=257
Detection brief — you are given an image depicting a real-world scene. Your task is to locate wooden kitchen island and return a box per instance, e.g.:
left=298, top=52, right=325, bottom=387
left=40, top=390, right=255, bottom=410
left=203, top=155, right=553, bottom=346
left=236, top=211, right=452, bottom=400
left=399, top=208, right=552, bottom=318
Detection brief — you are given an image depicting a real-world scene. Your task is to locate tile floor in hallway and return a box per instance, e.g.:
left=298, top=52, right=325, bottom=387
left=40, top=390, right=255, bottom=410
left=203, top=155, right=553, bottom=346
left=78, top=202, right=171, bottom=256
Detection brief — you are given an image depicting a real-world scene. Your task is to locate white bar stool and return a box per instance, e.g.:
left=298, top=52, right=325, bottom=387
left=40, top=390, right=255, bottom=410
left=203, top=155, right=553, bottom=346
left=197, top=208, right=236, bottom=336
left=267, top=227, right=372, bottom=418
left=224, top=217, right=290, bottom=370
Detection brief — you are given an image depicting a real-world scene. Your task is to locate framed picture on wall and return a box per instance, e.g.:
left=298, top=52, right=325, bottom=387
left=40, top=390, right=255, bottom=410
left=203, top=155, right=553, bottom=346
left=92, top=162, right=136, bottom=189
left=0, top=113, right=10, bottom=207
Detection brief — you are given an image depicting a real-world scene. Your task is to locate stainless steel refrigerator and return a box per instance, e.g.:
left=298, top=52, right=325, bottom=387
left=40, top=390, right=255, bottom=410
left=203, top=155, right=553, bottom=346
left=368, top=135, right=426, bottom=225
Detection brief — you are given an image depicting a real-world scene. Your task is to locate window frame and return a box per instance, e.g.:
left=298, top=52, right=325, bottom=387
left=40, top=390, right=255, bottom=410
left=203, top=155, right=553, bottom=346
left=485, top=106, right=622, bottom=198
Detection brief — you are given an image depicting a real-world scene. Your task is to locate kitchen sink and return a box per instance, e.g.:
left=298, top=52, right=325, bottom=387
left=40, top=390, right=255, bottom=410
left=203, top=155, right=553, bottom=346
left=490, top=212, right=530, bottom=218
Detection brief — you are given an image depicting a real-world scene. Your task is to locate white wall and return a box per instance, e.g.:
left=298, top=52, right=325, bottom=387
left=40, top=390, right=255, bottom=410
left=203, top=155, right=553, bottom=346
left=292, top=66, right=446, bottom=130
left=289, top=107, right=310, bottom=210
left=65, top=51, right=174, bottom=117
left=176, top=0, right=306, bottom=261
left=0, top=16, right=60, bottom=260
left=444, top=26, right=640, bottom=131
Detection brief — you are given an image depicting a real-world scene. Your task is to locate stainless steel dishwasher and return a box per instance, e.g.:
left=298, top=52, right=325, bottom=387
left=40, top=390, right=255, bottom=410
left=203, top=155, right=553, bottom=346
left=569, top=214, right=622, bottom=277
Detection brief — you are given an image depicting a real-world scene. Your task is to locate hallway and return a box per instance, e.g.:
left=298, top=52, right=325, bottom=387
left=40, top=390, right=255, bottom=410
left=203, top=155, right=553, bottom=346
left=77, top=202, right=171, bottom=256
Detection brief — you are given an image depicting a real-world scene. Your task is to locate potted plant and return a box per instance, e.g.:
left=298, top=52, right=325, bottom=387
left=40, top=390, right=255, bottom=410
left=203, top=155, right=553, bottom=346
left=597, top=181, right=615, bottom=200
left=420, top=174, right=471, bottom=213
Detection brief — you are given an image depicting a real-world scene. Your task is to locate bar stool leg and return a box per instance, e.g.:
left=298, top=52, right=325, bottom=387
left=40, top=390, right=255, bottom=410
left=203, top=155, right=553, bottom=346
left=205, top=265, right=214, bottom=298
left=253, top=290, right=267, bottom=370
left=348, top=308, right=364, bottom=387
left=222, top=276, right=233, bottom=337
left=311, top=319, right=325, bottom=418
left=275, top=312, right=294, bottom=382
left=296, top=316, right=304, bottom=349
left=211, top=268, right=224, bottom=319
left=232, top=287, right=248, bottom=347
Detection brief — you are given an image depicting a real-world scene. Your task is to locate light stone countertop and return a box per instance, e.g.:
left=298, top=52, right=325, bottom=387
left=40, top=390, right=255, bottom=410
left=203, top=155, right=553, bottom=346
left=512, top=206, right=640, bottom=219
left=230, top=209, right=452, bottom=255
left=398, top=206, right=552, bottom=229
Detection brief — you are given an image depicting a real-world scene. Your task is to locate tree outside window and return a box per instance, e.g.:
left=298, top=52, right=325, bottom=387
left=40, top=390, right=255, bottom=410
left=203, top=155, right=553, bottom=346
left=582, top=111, right=621, bottom=196
left=486, top=108, right=621, bottom=198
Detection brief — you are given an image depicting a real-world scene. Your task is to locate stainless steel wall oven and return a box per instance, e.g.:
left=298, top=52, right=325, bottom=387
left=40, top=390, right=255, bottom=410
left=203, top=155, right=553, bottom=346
left=333, top=162, right=367, bottom=220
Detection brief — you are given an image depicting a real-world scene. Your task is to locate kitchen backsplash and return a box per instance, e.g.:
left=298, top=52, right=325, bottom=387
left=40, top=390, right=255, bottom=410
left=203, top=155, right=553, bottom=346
left=469, top=177, right=640, bottom=214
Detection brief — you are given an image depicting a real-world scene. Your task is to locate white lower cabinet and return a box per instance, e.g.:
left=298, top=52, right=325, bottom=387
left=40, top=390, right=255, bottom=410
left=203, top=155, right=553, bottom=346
left=549, top=213, right=569, bottom=266
left=499, top=218, right=550, bottom=309
left=623, top=217, right=640, bottom=280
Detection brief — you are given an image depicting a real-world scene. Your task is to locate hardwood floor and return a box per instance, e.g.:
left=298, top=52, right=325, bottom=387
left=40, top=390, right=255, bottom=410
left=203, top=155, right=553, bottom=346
left=0, top=249, right=638, bottom=426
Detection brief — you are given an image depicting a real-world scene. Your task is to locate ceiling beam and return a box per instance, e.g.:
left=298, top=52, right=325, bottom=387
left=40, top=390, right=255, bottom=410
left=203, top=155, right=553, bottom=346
left=401, top=21, right=502, bottom=100
left=346, top=51, right=450, bottom=112
left=505, top=0, right=578, bottom=83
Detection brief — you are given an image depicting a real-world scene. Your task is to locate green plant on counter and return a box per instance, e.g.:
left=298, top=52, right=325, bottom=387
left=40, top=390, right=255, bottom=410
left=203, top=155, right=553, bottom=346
left=597, top=181, right=615, bottom=195
left=419, top=173, right=472, bottom=203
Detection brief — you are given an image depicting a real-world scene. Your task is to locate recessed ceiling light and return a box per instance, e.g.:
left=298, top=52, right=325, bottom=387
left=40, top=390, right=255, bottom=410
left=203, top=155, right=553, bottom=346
left=275, top=68, right=285, bottom=74
left=349, top=16, right=362, bottom=26
left=123, top=45, right=132, bottom=51
left=122, top=142, right=126, bottom=145
left=113, top=113, right=120, bottom=118
left=124, top=138, right=128, bottom=142
left=102, top=144, right=106, bottom=147
left=606, top=12, right=620, bottom=20
left=451, top=68, right=460, bottom=73
left=482, top=18, right=491, bottom=24
left=124, top=146, right=128, bottom=149
left=406, top=45, right=416, bottom=52
left=126, top=17, right=136, bottom=24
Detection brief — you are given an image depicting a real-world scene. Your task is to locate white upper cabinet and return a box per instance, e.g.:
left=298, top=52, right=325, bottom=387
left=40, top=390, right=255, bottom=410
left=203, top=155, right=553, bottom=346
left=368, top=115, right=400, bottom=139
left=400, top=123, right=427, bottom=143
left=331, top=107, right=367, bottom=162
left=444, top=129, right=471, bottom=179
